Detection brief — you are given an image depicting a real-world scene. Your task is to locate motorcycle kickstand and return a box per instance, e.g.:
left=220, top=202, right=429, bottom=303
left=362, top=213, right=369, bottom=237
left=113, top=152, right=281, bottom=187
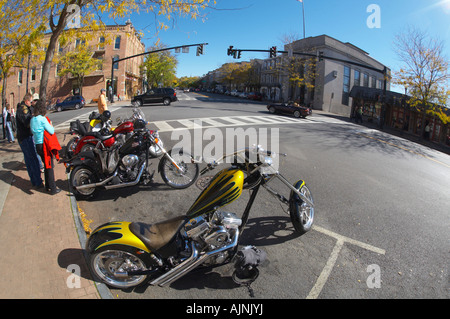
left=142, top=169, right=155, bottom=185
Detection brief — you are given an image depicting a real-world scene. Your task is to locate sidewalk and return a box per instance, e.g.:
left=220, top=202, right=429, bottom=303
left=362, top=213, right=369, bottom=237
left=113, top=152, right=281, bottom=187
left=0, top=133, right=108, bottom=299
left=313, top=110, right=450, bottom=155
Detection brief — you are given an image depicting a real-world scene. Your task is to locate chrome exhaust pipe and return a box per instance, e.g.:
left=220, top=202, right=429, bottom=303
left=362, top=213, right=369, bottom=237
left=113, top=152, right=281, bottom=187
left=104, top=163, right=146, bottom=190
left=151, top=229, right=240, bottom=287
left=74, top=171, right=117, bottom=190
left=150, top=241, right=200, bottom=286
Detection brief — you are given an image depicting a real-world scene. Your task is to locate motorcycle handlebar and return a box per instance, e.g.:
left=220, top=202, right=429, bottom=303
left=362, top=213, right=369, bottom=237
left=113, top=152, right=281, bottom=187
left=201, top=146, right=286, bottom=175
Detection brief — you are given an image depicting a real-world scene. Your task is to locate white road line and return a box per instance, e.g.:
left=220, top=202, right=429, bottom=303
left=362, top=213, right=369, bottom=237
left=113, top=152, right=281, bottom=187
left=220, top=117, right=248, bottom=126
left=306, top=225, right=386, bottom=299
left=153, top=121, right=175, bottom=131
left=307, top=239, right=344, bottom=300
left=201, top=118, right=227, bottom=127
left=150, top=115, right=329, bottom=133
left=313, top=225, right=386, bottom=255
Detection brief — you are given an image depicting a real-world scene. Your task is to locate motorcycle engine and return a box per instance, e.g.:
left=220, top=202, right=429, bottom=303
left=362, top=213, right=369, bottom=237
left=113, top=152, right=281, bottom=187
left=118, top=154, right=140, bottom=182
left=183, top=211, right=241, bottom=266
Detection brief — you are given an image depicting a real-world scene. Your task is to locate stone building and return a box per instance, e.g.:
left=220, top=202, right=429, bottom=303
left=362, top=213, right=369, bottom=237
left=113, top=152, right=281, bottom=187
left=282, top=35, right=390, bottom=116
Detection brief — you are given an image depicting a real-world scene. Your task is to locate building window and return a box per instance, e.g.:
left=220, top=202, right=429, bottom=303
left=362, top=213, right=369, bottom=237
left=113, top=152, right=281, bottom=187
left=371, top=76, right=376, bottom=88
left=342, top=66, right=350, bottom=105
left=76, top=38, right=86, bottom=48
left=114, top=36, right=121, bottom=50
left=354, top=70, right=360, bottom=86
left=18, top=69, right=23, bottom=85
left=30, top=67, right=36, bottom=82
left=98, top=36, right=105, bottom=50
left=363, top=73, right=369, bottom=87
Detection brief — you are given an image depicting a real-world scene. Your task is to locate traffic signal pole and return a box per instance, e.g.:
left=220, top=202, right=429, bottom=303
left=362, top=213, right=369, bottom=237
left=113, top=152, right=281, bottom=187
left=110, top=43, right=207, bottom=103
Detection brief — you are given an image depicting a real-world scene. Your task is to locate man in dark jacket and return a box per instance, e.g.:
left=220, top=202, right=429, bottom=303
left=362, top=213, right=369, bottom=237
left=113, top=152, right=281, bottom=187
left=16, top=93, right=43, bottom=187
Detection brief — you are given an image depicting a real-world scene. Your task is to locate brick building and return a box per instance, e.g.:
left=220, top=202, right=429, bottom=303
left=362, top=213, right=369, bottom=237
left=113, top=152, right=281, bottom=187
left=5, top=20, right=145, bottom=107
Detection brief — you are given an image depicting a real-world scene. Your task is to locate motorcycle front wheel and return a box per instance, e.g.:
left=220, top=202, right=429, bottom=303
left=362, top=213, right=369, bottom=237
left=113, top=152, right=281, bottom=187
left=90, top=246, right=151, bottom=289
left=70, top=165, right=98, bottom=199
left=160, top=150, right=199, bottom=189
left=289, top=183, right=314, bottom=235
left=65, top=137, right=78, bottom=159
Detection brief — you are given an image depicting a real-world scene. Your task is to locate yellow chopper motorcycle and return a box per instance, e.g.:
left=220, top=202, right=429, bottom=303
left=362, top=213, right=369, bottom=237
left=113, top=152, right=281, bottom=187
left=87, top=146, right=314, bottom=289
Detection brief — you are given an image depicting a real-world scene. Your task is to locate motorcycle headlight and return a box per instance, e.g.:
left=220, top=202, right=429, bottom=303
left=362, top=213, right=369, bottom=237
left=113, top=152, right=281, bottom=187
left=263, top=156, right=273, bottom=166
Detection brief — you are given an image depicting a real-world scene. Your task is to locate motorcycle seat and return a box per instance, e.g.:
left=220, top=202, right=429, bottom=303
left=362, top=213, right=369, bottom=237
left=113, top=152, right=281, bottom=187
left=129, top=216, right=186, bottom=252
left=86, top=131, right=113, bottom=141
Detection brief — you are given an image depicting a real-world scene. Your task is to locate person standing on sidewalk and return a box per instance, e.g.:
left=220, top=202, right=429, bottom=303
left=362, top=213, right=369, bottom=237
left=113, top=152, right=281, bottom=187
left=30, top=99, right=61, bottom=195
left=2, top=103, right=15, bottom=143
left=16, top=93, right=43, bottom=188
left=97, top=88, right=108, bottom=114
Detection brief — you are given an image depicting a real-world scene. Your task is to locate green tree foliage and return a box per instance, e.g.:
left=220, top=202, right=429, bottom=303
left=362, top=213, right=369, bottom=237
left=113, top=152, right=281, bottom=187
left=143, top=44, right=178, bottom=88
left=57, top=43, right=101, bottom=96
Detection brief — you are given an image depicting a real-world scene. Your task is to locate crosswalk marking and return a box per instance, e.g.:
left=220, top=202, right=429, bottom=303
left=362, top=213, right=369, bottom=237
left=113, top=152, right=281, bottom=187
left=54, top=109, right=348, bottom=134
left=146, top=115, right=332, bottom=133
left=153, top=121, right=175, bottom=131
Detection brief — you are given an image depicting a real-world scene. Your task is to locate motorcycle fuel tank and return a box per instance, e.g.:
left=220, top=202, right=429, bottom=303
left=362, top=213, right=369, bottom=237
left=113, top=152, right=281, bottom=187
left=119, top=134, right=142, bottom=155
left=114, top=122, right=134, bottom=135
left=186, top=168, right=244, bottom=218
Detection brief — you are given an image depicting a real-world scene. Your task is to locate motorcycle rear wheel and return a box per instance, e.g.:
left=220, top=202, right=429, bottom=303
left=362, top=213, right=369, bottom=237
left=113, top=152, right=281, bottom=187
left=289, top=184, right=314, bottom=235
left=90, top=246, right=151, bottom=289
left=160, top=151, right=199, bottom=189
left=70, top=165, right=98, bottom=199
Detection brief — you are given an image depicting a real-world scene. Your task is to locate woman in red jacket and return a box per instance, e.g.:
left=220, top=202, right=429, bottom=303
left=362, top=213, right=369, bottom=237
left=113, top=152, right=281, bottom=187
left=30, top=100, right=61, bottom=195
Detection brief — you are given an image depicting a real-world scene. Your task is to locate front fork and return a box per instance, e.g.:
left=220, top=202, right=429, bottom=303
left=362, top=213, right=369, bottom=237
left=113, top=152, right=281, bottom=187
left=262, top=172, right=314, bottom=208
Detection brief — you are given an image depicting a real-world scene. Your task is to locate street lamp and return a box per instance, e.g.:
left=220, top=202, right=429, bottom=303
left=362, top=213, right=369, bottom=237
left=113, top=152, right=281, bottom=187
left=297, top=0, right=306, bottom=39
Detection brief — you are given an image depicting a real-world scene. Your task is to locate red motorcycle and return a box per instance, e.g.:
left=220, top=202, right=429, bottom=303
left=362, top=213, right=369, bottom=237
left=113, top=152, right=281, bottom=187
left=65, top=108, right=163, bottom=159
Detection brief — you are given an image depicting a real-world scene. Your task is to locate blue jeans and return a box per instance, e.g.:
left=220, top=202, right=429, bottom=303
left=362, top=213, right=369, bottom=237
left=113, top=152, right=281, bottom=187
left=5, top=121, right=15, bottom=142
left=19, top=136, right=43, bottom=186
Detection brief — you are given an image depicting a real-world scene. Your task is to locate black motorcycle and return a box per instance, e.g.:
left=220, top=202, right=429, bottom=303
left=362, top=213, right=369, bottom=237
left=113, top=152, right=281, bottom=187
left=65, top=118, right=199, bottom=199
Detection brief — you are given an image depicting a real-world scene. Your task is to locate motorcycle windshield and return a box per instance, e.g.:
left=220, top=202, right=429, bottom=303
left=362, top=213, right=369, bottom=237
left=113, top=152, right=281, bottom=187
left=133, top=107, right=146, bottom=122
left=186, top=168, right=244, bottom=218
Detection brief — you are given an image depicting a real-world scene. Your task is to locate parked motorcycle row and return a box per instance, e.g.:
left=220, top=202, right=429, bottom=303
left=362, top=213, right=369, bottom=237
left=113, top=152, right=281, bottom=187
left=62, top=106, right=315, bottom=291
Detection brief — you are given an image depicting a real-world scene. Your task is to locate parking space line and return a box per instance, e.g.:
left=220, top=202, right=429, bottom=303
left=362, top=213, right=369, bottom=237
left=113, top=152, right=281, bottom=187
left=306, top=225, right=386, bottom=299
left=307, top=239, right=344, bottom=299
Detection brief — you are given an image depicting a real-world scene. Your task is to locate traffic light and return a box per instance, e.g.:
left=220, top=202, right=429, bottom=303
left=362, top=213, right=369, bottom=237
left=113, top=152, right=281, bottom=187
left=318, top=51, right=324, bottom=62
left=269, top=46, right=277, bottom=58
left=237, top=50, right=241, bottom=59
left=227, top=45, right=234, bottom=56
left=196, top=44, right=204, bottom=56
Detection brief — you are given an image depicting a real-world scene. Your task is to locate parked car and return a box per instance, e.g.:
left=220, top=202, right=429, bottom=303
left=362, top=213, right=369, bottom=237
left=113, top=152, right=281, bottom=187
left=247, top=92, right=263, bottom=101
left=267, top=101, right=312, bottom=118
left=230, top=89, right=239, bottom=96
left=132, top=88, right=177, bottom=106
left=238, top=92, right=248, bottom=99
left=55, top=95, right=85, bottom=112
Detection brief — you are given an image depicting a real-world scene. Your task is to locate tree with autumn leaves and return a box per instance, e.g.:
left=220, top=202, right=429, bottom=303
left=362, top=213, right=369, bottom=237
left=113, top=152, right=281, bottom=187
left=393, top=27, right=450, bottom=127
left=0, top=0, right=215, bottom=106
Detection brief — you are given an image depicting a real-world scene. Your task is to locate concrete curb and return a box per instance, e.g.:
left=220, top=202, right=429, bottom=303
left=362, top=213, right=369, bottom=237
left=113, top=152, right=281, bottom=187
left=67, top=172, right=114, bottom=299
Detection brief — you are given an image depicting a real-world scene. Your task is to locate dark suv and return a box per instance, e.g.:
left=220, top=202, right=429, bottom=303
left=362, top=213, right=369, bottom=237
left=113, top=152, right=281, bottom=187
left=132, top=88, right=177, bottom=106
left=55, top=95, right=85, bottom=112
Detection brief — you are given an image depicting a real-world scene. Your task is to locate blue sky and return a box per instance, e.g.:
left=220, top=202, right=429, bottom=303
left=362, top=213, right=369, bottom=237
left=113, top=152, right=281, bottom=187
left=117, top=0, right=450, bottom=91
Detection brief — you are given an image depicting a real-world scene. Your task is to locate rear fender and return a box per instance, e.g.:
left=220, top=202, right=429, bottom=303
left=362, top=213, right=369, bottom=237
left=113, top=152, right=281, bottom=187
left=86, top=222, right=150, bottom=254
left=65, top=151, right=100, bottom=172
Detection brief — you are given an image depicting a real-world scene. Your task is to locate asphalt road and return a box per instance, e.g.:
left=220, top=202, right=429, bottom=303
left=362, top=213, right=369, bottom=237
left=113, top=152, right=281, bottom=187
left=51, top=91, right=450, bottom=299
